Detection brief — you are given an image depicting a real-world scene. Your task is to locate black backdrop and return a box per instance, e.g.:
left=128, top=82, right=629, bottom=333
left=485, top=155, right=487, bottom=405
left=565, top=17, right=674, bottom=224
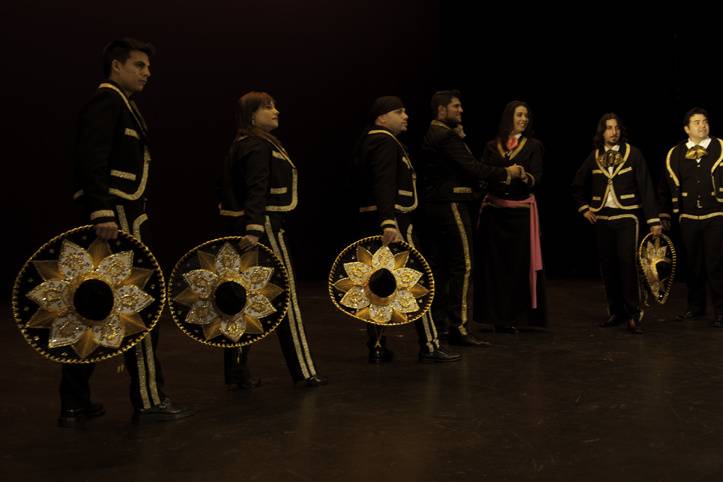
left=2, top=3, right=720, bottom=293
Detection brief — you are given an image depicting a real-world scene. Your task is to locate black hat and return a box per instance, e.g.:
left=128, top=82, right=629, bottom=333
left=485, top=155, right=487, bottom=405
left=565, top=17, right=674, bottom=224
left=639, top=232, right=677, bottom=304
left=368, top=96, right=404, bottom=123
left=328, top=236, right=434, bottom=326
left=12, top=225, right=165, bottom=363
left=168, top=237, right=290, bottom=348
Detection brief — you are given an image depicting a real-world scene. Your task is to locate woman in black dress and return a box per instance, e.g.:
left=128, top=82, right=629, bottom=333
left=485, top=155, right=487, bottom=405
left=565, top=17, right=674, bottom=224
left=476, top=101, right=546, bottom=332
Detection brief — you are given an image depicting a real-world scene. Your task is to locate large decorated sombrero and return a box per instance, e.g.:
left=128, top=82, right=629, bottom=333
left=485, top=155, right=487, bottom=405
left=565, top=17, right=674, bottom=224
left=12, top=226, right=165, bottom=363
left=328, top=236, right=434, bottom=326
left=639, top=232, right=677, bottom=304
left=167, top=238, right=290, bottom=348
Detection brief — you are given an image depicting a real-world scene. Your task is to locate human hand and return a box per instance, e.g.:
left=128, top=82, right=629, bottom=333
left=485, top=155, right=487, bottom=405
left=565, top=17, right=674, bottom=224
left=238, top=234, right=260, bottom=250
left=95, top=221, right=119, bottom=240
left=382, top=227, right=403, bottom=245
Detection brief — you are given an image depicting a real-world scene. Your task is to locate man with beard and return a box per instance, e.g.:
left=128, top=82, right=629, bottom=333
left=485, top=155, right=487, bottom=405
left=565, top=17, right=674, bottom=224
left=417, top=90, right=523, bottom=344
left=572, top=113, right=661, bottom=333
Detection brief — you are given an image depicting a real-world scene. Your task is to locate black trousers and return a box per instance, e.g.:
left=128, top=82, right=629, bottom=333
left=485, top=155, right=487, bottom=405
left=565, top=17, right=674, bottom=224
left=417, top=202, right=474, bottom=334
left=679, top=215, right=723, bottom=316
left=60, top=327, right=166, bottom=411
left=224, top=214, right=319, bottom=383
left=594, top=211, right=642, bottom=319
left=60, top=201, right=166, bottom=411
left=476, top=204, right=547, bottom=327
left=359, top=213, right=440, bottom=353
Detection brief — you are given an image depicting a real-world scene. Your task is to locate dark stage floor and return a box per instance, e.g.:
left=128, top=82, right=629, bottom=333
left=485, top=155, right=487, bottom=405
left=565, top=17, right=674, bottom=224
left=2, top=279, right=723, bottom=482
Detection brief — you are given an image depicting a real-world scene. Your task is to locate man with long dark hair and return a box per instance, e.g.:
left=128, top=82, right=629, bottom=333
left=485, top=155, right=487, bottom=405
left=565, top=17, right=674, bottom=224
left=64, top=38, right=192, bottom=426
left=417, top=90, right=522, bottom=345
left=659, top=108, right=723, bottom=327
left=572, top=113, right=661, bottom=333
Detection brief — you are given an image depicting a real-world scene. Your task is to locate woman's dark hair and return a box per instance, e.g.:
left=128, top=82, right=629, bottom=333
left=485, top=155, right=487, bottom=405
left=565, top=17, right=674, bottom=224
left=102, top=38, right=155, bottom=77
left=235, top=91, right=282, bottom=146
left=592, top=113, right=627, bottom=149
left=497, top=100, right=533, bottom=143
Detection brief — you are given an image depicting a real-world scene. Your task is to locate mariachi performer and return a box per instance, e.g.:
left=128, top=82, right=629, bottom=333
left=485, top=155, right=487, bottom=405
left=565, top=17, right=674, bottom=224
left=33, top=38, right=192, bottom=427
left=571, top=113, right=662, bottom=333
left=350, top=95, right=461, bottom=363
left=215, top=91, right=327, bottom=387
left=659, top=107, right=723, bottom=327
left=417, top=90, right=522, bottom=345
left=477, top=101, right=546, bottom=332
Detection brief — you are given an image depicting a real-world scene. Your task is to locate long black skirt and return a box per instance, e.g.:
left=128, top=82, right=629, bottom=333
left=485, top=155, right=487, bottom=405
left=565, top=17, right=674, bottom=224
left=475, top=205, right=547, bottom=328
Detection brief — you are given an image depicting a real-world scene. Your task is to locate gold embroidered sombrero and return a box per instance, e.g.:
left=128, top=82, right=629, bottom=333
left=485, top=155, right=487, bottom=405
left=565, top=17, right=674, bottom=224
left=328, top=236, right=434, bottom=326
left=167, top=238, right=289, bottom=348
left=12, top=225, right=165, bottom=363
left=639, top=232, right=677, bottom=304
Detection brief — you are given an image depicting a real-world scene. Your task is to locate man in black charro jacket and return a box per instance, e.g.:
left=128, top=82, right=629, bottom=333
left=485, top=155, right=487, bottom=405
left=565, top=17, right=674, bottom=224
left=659, top=107, right=723, bottom=327
left=572, top=113, right=661, bottom=334
left=218, top=91, right=326, bottom=388
left=353, top=96, right=462, bottom=363
left=63, top=38, right=192, bottom=427
left=417, top=90, right=523, bottom=345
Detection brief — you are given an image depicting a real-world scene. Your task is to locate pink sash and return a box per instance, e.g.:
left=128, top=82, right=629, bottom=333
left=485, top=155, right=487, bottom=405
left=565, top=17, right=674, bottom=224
left=482, top=193, right=543, bottom=308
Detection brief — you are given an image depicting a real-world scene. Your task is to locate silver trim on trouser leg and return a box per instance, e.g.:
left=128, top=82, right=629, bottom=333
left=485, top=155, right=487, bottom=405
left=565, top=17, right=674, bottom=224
left=278, top=228, right=317, bottom=374
left=117, top=204, right=153, bottom=408
left=450, top=203, right=472, bottom=331
left=405, top=223, right=439, bottom=351
left=264, top=216, right=312, bottom=379
left=143, top=336, right=162, bottom=405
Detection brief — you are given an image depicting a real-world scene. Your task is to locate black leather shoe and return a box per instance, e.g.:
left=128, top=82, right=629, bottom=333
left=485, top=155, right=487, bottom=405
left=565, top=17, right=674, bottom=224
left=599, top=315, right=623, bottom=327
left=132, top=398, right=194, bottom=423
left=676, top=310, right=704, bottom=321
left=626, top=317, right=644, bottom=334
left=228, top=378, right=262, bottom=391
left=494, top=325, right=519, bottom=334
left=712, top=316, right=723, bottom=328
left=297, top=375, right=329, bottom=387
left=448, top=332, right=491, bottom=347
left=419, top=347, right=462, bottom=363
left=58, top=402, right=105, bottom=428
left=369, top=346, right=394, bottom=364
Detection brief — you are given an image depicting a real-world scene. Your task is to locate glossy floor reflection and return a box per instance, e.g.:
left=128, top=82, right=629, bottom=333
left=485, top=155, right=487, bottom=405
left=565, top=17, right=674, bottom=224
left=2, top=280, right=723, bottom=482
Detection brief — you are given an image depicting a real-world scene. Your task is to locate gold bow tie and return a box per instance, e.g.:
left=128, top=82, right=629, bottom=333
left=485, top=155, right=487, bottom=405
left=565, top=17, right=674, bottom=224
left=685, top=145, right=707, bottom=160
left=602, top=150, right=623, bottom=168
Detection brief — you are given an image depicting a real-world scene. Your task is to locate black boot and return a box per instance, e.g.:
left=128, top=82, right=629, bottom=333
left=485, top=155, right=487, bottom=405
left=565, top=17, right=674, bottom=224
left=367, top=335, right=393, bottom=364
left=419, top=347, right=462, bottom=363
left=448, top=328, right=490, bottom=346
left=132, top=398, right=194, bottom=423
left=58, top=402, right=105, bottom=428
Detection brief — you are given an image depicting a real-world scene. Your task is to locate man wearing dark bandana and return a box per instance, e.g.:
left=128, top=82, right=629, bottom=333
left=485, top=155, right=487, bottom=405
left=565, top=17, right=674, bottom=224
left=659, top=108, right=723, bottom=327
left=353, top=96, right=462, bottom=363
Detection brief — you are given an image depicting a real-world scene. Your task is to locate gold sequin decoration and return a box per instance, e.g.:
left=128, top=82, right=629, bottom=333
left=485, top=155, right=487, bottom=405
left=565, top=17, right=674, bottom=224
left=183, top=269, right=219, bottom=299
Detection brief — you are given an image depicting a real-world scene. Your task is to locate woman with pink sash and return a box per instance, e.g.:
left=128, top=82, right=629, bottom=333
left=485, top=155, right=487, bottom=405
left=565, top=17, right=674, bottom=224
left=476, top=101, right=547, bottom=332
